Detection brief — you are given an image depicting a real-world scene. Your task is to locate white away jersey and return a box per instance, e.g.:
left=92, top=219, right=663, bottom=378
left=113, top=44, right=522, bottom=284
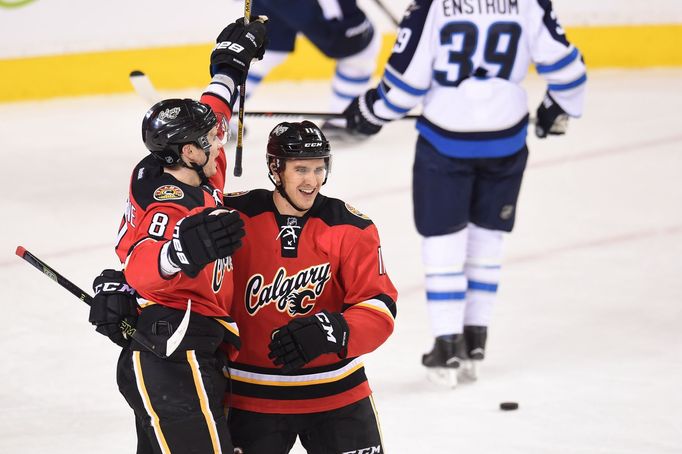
left=371, top=0, right=586, bottom=158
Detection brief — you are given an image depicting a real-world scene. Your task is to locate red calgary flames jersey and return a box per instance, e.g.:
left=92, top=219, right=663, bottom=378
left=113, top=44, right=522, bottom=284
left=224, top=189, right=398, bottom=414
left=115, top=94, right=239, bottom=331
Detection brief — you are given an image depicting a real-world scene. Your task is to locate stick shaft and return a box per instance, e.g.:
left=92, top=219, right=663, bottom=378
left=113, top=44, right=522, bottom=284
left=245, top=111, right=420, bottom=119
left=16, top=246, right=93, bottom=305
left=234, top=0, right=252, bottom=177
left=15, top=246, right=164, bottom=358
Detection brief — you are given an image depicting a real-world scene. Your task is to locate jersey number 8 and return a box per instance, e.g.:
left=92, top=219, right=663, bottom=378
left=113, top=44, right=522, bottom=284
left=435, top=21, right=521, bottom=86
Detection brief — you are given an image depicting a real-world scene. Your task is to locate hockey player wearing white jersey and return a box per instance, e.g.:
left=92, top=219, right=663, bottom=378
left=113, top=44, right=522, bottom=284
left=343, top=0, right=586, bottom=386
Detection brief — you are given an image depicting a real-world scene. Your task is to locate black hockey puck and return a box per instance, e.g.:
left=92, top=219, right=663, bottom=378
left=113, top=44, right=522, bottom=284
left=499, top=402, right=519, bottom=411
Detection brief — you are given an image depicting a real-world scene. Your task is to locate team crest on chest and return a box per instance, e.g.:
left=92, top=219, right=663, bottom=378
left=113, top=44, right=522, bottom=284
left=212, top=256, right=233, bottom=293
left=153, top=185, right=184, bottom=201
left=244, top=263, right=331, bottom=316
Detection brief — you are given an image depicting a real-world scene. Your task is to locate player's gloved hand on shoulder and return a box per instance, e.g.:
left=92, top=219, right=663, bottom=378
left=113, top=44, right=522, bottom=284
left=268, top=310, right=349, bottom=372
left=166, top=208, right=245, bottom=278
left=343, top=88, right=387, bottom=136
left=535, top=91, right=569, bottom=138
left=89, top=269, right=138, bottom=348
left=210, top=15, right=269, bottom=80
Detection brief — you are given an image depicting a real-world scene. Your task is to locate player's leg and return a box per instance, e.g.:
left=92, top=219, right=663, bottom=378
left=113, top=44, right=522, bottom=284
left=463, top=146, right=529, bottom=378
left=328, top=28, right=380, bottom=116
left=413, top=136, right=475, bottom=387
left=263, top=0, right=379, bottom=137
left=299, top=396, right=383, bottom=454
left=228, top=408, right=297, bottom=454
left=116, top=305, right=234, bottom=453
left=326, top=0, right=381, bottom=114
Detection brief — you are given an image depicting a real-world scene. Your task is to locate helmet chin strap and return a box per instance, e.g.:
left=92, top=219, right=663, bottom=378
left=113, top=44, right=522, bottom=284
left=181, top=148, right=211, bottom=185
left=268, top=172, right=309, bottom=214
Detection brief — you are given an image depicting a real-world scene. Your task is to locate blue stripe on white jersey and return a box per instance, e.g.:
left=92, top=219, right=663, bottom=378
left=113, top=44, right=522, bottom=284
left=549, top=73, right=587, bottom=91
left=536, top=47, right=580, bottom=74
left=416, top=116, right=529, bottom=159
left=383, top=69, right=429, bottom=96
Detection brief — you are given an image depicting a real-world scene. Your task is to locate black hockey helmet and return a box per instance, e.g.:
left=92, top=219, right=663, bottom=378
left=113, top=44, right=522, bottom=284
left=141, top=98, right=219, bottom=166
left=266, top=120, right=332, bottom=181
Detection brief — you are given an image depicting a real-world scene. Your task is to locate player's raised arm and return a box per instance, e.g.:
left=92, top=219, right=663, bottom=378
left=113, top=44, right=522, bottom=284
left=201, top=15, right=268, bottom=122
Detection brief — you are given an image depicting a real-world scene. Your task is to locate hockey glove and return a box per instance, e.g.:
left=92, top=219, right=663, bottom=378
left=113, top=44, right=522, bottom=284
left=343, top=88, right=386, bottom=136
left=210, top=16, right=268, bottom=80
left=90, top=269, right=138, bottom=348
left=167, top=208, right=245, bottom=278
left=535, top=91, right=569, bottom=138
left=268, top=310, right=349, bottom=373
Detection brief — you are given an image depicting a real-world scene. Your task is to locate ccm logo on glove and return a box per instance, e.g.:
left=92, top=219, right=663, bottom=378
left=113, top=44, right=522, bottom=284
left=94, top=281, right=136, bottom=295
left=316, top=312, right=345, bottom=344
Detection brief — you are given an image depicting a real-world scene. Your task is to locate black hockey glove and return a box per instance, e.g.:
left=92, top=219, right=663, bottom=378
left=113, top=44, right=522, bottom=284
left=535, top=91, right=569, bottom=138
left=167, top=208, right=245, bottom=278
left=268, top=310, right=349, bottom=373
left=210, top=16, right=268, bottom=80
left=343, top=88, right=386, bottom=136
left=89, top=269, right=138, bottom=348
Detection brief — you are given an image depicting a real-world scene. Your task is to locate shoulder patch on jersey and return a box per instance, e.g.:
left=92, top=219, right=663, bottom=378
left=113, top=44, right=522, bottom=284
left=344, top=202, right=371, bottom=220
left=225, top=190, right=251, bottom=198
left=153, top=185, right=184, bottom=201
left=311, top=196, right=374, bottom=229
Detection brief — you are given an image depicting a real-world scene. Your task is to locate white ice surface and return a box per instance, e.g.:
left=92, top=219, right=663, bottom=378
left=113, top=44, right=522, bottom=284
left=1, top=69, right=681, bottom=453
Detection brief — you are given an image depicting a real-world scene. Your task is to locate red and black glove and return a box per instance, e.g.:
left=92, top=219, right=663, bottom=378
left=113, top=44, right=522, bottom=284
left=268, top=310, right=349, bottom=373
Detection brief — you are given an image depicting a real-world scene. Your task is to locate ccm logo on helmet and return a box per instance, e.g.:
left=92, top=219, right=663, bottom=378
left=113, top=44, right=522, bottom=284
left=214, top=41, right=244, bottom=53
left=304, top=142, right=322, bottom=147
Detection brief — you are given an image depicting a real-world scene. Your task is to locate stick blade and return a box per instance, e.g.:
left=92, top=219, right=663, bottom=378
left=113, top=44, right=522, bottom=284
left=15, top=245, right=27, bottom=258
left=129, top=70, right=160, bottom=103
left=165, top=300, right=192, bottom=357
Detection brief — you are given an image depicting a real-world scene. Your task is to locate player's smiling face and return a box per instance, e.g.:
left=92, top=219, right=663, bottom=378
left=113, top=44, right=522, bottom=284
left=280, top=158, right=327, bottom=211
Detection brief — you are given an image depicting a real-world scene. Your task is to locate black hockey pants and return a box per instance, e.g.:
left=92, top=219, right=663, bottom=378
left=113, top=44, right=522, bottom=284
left=117, top=305, right=234, bottom=454
left=229, top=396, right=384, bottom=454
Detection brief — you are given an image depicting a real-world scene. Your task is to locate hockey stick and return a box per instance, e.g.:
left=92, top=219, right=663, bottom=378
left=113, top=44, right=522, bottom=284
left=129, top=71, right=423, bottom=120
left=245, top=111, right=420, bottom=119
left=233, top=0, right=253, bottom=178
left=372, top=0, right=400, bottom=27
left=129, top=70, right=160, bottom=103
left=15, top=246, right=190, bottom=359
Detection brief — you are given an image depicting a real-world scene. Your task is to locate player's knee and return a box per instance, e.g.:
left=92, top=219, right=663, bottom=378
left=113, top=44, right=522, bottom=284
left=466, top=223, right=504, bottom=264
left=335, top=28, right=381, bottom=76
left=317, top=19, right=376, bottom=59
left=422, top=229, right=469, bottom=269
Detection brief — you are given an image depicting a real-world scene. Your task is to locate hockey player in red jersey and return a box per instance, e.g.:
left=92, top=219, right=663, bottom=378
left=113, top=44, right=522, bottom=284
left=223, top=120, right=398, bottom=453
left=87, top=16, right=267, bottom=453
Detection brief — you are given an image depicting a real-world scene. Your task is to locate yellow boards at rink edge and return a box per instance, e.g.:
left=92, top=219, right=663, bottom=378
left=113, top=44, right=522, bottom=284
left=1, top=25, right=682, bottom=102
